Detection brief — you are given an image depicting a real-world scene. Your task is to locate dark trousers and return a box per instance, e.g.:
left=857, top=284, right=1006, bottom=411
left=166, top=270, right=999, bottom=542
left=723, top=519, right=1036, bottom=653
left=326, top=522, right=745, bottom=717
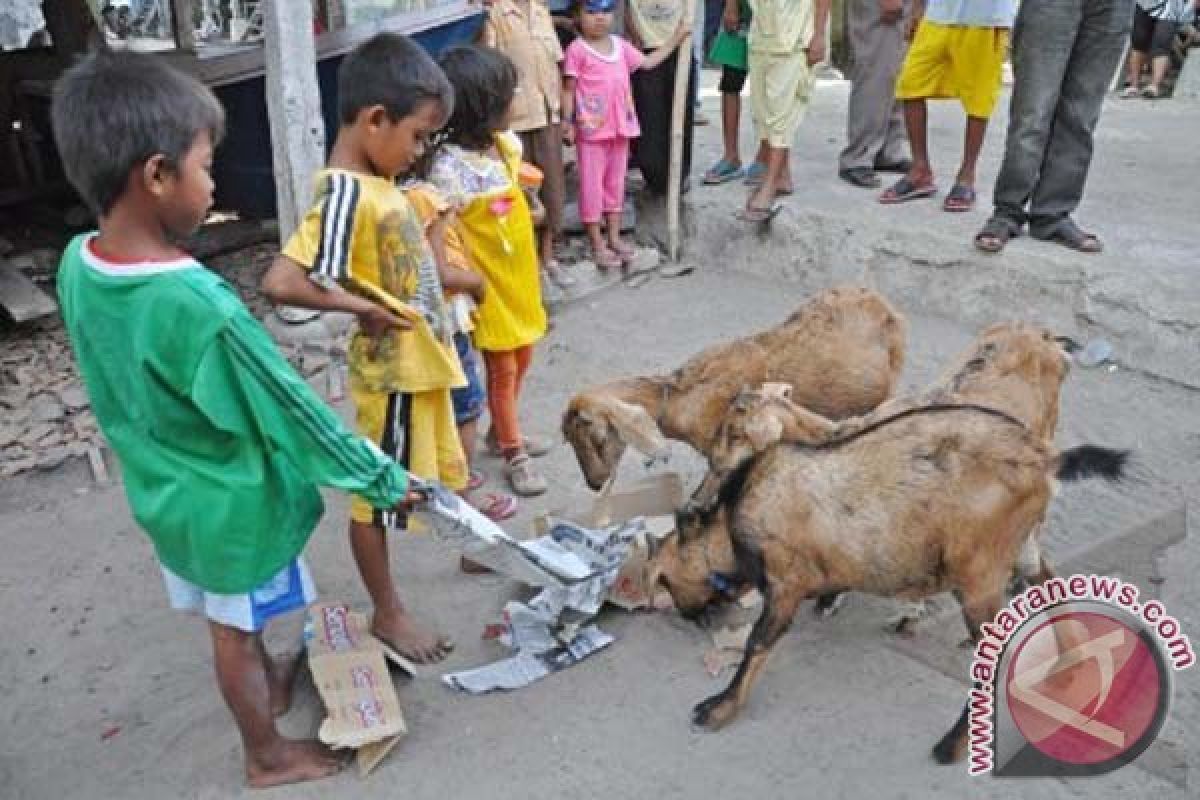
left=631, top=49, right=696, bottom=195
left=992, top=0, right=1134, bottom=232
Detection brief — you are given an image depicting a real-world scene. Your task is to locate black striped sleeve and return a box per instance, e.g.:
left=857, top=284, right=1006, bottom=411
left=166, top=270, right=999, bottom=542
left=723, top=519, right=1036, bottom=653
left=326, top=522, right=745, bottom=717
left=311, top=172, right=362, bottom=284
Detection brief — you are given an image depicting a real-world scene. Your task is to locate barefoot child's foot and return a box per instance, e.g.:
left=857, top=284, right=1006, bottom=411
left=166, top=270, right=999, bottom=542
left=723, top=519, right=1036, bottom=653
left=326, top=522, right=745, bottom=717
left=245, top=739, right=347, bottom=789
left=371, top=607, right=454, bottom=665
left=266, top=653, right=304, bottom=717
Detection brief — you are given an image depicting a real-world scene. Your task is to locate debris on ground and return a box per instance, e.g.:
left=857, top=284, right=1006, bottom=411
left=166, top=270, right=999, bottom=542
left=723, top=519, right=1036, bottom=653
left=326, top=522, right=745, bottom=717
left=413, top=474, right=683, bottom=693
left=1076, top=338, right=1115, bottom=368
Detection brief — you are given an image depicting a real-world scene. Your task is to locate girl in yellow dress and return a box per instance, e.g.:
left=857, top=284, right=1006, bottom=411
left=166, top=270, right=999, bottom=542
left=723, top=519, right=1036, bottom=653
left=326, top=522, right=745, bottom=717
left=427, top=45, right=551, bottom=497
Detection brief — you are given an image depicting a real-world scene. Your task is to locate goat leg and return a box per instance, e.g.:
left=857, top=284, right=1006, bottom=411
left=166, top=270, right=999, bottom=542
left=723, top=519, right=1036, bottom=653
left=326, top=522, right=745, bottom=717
left=692, top=581, right=805, bottom=731
left=933, top=590, right=1004, bottom=763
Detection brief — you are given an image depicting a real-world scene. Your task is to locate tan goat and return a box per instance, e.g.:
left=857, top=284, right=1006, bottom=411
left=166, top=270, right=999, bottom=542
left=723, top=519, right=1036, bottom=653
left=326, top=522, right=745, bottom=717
left=655, top=406, right=1127, bottom=763
left=694, top=321, right=1075, bottom=629
left=562, top=287, right=907, bottom=490
left=690, top=322, right=1072, bottom=514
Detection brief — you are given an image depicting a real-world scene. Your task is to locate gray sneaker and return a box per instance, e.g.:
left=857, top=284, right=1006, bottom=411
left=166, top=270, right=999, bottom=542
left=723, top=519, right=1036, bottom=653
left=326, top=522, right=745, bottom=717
left=505, top=454, right=547, bottom=497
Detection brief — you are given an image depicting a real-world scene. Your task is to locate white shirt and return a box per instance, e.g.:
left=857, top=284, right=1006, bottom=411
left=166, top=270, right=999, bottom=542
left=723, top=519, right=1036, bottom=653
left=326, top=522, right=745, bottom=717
left=924, top=0, right=1019, bottom=27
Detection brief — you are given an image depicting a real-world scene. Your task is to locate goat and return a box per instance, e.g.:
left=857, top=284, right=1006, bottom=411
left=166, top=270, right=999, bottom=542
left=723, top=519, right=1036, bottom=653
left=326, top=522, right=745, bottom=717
left=689, top=322, right=1074, bottom=626
left=562, top=287, right=907, bottom=490
left=655, top=405, right=1127, bottom=762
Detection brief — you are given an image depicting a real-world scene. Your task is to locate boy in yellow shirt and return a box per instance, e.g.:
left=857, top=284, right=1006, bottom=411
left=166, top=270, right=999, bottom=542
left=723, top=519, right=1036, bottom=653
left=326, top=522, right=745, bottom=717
left=262, top=33, right=463, bottom=664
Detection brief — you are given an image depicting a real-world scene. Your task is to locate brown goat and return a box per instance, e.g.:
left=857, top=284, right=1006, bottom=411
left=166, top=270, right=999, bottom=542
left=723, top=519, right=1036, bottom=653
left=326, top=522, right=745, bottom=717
left=562, top=287, right=907, bottom=490
left=655, top=406, right=1126, bottom=763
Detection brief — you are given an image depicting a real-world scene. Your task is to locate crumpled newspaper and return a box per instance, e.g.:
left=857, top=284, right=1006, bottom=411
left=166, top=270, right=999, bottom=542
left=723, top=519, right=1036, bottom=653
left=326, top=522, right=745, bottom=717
left=442, top=518, right=643, bottom=694
left=409, top=479, right=643, bottom=694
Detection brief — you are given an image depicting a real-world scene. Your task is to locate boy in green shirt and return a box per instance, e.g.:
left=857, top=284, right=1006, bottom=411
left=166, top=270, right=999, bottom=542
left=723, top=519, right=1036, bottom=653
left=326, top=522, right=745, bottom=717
left=52, top=52, right=417, bottom=788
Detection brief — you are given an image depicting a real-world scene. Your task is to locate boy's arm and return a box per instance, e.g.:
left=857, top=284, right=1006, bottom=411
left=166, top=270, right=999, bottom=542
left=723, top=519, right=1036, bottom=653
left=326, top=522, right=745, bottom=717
left=192, top=308, right=415, bottom=510
left=561, top=75, right=577, bottom=145
left=428, top=214, right=486, bottom=302
left=261, top=254, right=409, bottom=339
left=907, top=0, right=926, bottom=39
left=808, top=0, right=832, bottom=66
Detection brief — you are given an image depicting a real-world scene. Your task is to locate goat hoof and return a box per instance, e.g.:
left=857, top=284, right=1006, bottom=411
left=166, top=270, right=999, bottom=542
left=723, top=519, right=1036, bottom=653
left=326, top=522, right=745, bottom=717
left=814, top=591, right=846, bottom=618
left=692, top=694, right=737, bottom=730
left=931, top=733, right=965, bottom=765
left=889, top=617, right=918, bottom=638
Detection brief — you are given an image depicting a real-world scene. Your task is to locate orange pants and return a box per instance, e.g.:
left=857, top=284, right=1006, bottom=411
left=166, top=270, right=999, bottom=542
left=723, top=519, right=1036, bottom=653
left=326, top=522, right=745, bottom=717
left=482, top=345, right=533, bottom=455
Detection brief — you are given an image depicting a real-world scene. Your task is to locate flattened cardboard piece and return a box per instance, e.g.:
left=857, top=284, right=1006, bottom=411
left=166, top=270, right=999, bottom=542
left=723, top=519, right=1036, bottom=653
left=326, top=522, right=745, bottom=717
left=357, top=735, right=402, bottom=778
left=535, top=473, right=684, bottom=610
left=306, top=604, right=407, bottom=775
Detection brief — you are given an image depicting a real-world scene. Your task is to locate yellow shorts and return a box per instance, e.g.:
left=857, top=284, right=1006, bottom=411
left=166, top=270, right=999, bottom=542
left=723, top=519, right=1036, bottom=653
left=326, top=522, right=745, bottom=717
left=349, top=386, right=467, bottom=526
left=749, top=49, right=815, bottom=149
left=895, top=20, right=1009, bottom=119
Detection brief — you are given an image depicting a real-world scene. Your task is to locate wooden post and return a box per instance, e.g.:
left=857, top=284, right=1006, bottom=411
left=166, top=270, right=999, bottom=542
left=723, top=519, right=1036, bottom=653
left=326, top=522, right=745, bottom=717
left=666, top=2, right=693, bottom=263
left=171, top=0, right=196, bottom=52
left=263, top=0, right=326, bottom=243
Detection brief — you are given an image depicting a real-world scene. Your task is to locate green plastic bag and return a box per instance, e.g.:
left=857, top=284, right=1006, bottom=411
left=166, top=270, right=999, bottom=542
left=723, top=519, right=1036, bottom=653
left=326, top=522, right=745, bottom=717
left=707, top=1, right=752, bottom=71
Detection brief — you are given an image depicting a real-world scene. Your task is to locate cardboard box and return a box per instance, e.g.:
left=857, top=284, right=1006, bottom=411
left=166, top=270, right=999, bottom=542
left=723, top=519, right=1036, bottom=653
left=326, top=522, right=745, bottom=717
left=535, top=473, right=683, bottom=610
left=305, top=604, right=407, bottom=777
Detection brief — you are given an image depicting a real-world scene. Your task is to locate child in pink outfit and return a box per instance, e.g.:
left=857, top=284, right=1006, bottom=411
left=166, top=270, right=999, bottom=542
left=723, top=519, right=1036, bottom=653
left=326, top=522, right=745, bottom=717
left=562, top=0, right=688, bottom=271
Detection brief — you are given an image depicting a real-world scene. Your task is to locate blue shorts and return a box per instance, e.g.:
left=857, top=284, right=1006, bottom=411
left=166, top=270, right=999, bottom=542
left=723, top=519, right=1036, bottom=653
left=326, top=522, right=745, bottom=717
left=162, top=556, right=316, bottom=633
left=452, top=332, right=486, bottom=425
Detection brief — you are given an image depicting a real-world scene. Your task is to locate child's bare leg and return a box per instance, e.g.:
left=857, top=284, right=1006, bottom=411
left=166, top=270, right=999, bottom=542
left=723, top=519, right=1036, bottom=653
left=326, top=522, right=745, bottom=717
left=585, top=221, right=609, bottom=255
left=256, top=637, right=302, bottom=717
left=721, top=91, right=742, bottom=166
left=605, top=211, right=629, bottom=254
left=349, top=520, right=452, bottom=663
left=903, top=98, right=934, bottom=185
left=956, top=115, right=989, bottom=189
left=747, top=145, right=788, bottom=211
left=754, top=139, right=770, bottom=169
left=210, top=622, right=342, bottom=788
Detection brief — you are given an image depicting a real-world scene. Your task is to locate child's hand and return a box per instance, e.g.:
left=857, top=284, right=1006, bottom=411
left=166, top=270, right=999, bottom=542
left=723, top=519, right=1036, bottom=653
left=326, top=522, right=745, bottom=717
left=399, top=488, right=425, bottom=510
left=469, top=279, right=487, bottom=305
left=805, top=33, right=826, bottom=67
left=357, top=302, right=410, bottom=340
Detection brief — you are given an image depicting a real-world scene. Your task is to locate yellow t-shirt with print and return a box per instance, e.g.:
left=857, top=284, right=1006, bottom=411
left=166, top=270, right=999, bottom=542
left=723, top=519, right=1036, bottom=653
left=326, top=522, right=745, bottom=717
left=283, top=169, right=465, bottom=394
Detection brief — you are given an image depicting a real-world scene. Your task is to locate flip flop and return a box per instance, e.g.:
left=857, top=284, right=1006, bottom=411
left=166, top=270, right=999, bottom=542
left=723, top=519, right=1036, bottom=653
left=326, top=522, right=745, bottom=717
left=743, top=163, right=767, bottom=186
left=737, top=204, right=783, bottom=224
left=879, top=177, right=937, bottom=204
left=469, top=490, right=518, bottom=522
left=703, top=158, right=745, bottom=185
left=1031, top=218, right=1103, bottom=253
left=974, top=216, right=1021, bottom=254
left=942, top=184, right=976, bottom=212
left=466, top=469, right=485, bottom=492
left=592, top=247, right=623, bottom=271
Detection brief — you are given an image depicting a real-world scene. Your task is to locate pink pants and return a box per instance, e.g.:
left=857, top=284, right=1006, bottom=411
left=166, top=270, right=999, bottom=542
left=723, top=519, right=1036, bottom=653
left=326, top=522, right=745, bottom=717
left=576, top=136, right=630, bottom=225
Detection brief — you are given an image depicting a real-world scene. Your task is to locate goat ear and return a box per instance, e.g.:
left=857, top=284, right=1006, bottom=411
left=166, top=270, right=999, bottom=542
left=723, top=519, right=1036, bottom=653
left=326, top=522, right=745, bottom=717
left=599, top=398, right=669, bottom=458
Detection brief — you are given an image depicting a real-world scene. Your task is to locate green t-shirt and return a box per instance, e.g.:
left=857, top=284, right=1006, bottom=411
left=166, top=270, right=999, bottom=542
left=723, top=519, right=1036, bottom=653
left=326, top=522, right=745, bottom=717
left=57, top=234, right=409, bottom=594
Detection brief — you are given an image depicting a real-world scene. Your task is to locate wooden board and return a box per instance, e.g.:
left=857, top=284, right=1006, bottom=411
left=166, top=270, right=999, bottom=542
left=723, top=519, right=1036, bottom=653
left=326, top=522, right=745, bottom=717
left=0, top=257, right=57, bottom=323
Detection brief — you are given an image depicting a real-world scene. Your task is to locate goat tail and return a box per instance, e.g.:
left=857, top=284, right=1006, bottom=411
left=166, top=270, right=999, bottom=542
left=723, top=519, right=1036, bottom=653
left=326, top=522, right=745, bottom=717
left=1054, top=446, right=1129, bottom=483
